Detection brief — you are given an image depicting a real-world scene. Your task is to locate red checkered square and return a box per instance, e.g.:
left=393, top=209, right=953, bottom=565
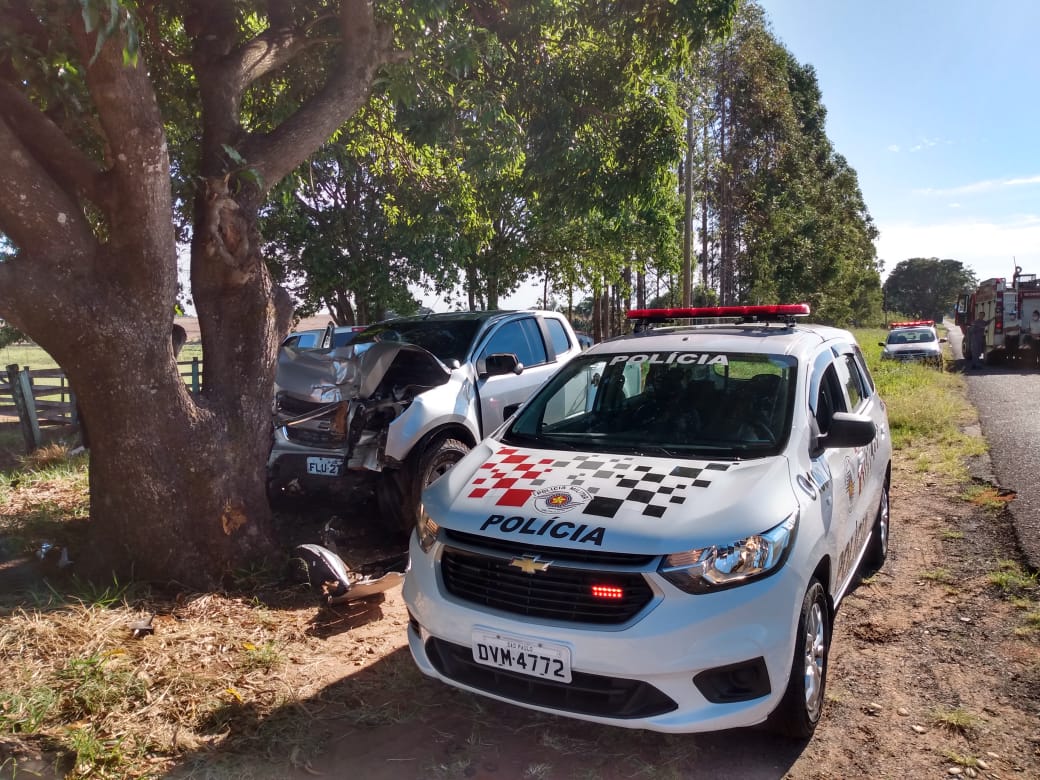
left=497, top=489, right=533, bottom=507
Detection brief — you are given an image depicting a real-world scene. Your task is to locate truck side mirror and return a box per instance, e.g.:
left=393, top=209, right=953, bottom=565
left=478, top=353, right=523, bottom=378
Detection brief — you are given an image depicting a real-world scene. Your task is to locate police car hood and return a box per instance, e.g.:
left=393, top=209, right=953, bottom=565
left=276, top=341, right=450, bottom=403
left=424, top=439, right=800, bottom=556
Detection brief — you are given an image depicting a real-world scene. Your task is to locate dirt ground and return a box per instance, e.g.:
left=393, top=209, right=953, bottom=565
left=2, top=442, right=1038, bottom=778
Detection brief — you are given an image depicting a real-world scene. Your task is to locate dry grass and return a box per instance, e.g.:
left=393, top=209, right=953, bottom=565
left=0, top=441, right=377, bottom=778
left=0, top=583, right=340, bottom=777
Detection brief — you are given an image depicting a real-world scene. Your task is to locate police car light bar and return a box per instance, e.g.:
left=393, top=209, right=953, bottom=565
left=625, top=304, right=811, bottom=323
left=888, top=320, right=934, bottom=329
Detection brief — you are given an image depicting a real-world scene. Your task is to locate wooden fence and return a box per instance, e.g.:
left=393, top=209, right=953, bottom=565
left=0, top=358, right=203, bottom=453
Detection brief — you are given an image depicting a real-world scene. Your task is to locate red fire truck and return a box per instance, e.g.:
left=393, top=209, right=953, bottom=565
left=955, top=267, right=1040, bottom=365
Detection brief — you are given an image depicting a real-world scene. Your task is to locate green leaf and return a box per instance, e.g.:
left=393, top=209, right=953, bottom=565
left=81, top=2, right=100, bottom=34
left=239, top=167, right=266, bottom=191
left=221, top=144, right=246, bottom=167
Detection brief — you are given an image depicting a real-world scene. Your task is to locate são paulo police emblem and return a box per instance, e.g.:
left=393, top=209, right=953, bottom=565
left=533, top=486, right=592, bottom=514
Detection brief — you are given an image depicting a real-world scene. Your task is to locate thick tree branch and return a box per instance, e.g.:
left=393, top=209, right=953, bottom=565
left=70, top=10, right=175, bottom=289
left=0, top=80, right=106, bottom=205
left=0, top=117, right=96, bottom=262
left=227, top=26, right=314, bottom=90
left=242, top=0, right=394, bottom=191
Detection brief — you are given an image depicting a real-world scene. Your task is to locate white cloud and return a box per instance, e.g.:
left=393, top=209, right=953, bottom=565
left=916, top=174, right=1040, bottom=197
left=875, top=216, right=1040, bottom=281
left=948, top=203, right=961, bottom=208
left=886, top=144, right=901, bottom=153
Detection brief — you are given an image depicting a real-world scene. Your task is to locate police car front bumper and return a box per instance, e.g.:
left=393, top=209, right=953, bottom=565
left=402, top=532, right=808, bottom=734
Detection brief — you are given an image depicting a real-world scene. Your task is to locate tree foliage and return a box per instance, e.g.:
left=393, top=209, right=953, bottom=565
left=883, top=258, right=977, bottom=321
left=0, top=0, right=737, bottom=587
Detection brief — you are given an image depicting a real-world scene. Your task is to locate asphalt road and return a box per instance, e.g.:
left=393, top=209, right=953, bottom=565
left=946, top=322, right=1040, bottom=570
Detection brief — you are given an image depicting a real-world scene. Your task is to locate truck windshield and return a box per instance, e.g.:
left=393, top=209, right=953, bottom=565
left=352, top=320, right=482, bottom=365
left=502, top=351, right=796, bottom=459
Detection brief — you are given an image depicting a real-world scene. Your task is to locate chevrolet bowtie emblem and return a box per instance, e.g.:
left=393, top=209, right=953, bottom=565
left=509, top=556, right=551, bottom=574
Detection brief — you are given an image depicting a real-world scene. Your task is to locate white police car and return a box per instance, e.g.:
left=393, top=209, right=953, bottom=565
left=879, top=320, right=944, bottom=368
left=403, top=305, right=891, bottom=738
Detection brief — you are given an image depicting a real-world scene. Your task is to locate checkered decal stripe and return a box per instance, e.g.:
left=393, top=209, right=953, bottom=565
left=466, top=447, right=731, bottom=519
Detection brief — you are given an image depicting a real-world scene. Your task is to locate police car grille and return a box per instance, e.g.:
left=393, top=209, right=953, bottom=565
left=425, top=637, right=677, bottom=719
left=440, top=548, right=653, bottom=624
left=443, top=530, right=656, bottom=567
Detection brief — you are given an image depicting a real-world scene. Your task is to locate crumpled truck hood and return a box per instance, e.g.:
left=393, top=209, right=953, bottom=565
left=276, top=341, right=451, bottom=403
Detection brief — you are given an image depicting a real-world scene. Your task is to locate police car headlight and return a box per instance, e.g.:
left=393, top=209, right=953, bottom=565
left=417, top=512, right=440, bottom=553
left=658, top=513, right=798, bottom=594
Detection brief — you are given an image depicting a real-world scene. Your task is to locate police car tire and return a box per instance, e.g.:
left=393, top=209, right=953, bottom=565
left=863, top=482, right=890, bottom=572
left=769, top=579, right=829, bottom=739
left=377, top=437, right=469, bottom=535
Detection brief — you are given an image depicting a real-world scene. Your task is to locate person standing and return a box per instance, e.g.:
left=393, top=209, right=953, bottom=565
left=967, top=315, right=990, bottom=370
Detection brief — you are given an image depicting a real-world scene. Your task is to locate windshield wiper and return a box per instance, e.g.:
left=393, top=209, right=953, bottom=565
left=499, top=431, right=579, bottom=450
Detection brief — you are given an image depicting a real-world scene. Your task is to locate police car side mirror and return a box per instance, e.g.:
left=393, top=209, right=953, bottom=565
left=877, top=342, right=885, bottom=348
left=820, top=412, right=876, bottom=451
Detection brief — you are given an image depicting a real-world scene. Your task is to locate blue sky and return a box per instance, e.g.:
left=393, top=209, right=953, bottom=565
left=763, top=0, right=1040, bottom=285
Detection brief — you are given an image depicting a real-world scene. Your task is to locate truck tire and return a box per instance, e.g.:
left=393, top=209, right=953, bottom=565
left=376, top=437, right=470, bottom=535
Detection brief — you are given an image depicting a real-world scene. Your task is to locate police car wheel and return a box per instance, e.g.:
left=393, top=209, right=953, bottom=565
left=863, top=482, right=890, bottom=572
left=769, top=579, right=829, bottom=739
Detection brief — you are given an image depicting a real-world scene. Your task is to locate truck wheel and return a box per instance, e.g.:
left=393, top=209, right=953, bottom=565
left=767, top=579, right=830, bottom=739
left=377, top=437, right=470, bottom=535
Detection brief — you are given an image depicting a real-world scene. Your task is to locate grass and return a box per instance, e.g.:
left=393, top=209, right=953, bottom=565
left=853, top=327, right=986, bottom=482
left=0, top=343, right=59, bottom=372
left=931, top=707, right=983, bottom=734
left=987, top=559, right=1038, bottom=595
left=942, top=749, right=981, bottom=768
left=920, top=568, right=952, bottom=583
left=961, top=484, right=1016, bottom=511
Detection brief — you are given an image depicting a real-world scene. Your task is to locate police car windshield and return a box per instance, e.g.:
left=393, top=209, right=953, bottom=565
left=504, top=350, right=796, bottom=459
left=887, top=328, right=935, bottom=345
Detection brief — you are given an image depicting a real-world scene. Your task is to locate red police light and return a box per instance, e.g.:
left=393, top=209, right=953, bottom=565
left=591, top=584, right=624, bottom=600
left=625, top=304, right=810, bottom=320
left=889, top=320, right=935, bottom=329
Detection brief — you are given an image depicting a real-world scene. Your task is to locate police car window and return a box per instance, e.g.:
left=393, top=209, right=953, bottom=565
left=504, top=351, right=796, bottom=459
left=835, top=353, right=866, bottom=410
left=544, top=318, right=572, bottom=358
left=852, top=346, right=875, bottom=393
left=812, top=364, right=847, bottom=435
left=541, top=359, right=608, bottom=427
left=480, top=318, right=548, bottom=367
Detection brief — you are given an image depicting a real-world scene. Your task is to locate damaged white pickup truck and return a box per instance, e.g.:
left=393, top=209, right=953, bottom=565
left=268, top=310, right=584, bottom=532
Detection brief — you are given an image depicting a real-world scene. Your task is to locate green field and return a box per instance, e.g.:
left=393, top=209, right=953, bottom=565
left=0, top=344, right=58, bottom=372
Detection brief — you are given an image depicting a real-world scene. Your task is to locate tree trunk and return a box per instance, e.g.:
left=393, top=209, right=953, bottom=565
left=682, top=102, right=695, bottom=307
left=77, top=353, right=277, bottom=586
